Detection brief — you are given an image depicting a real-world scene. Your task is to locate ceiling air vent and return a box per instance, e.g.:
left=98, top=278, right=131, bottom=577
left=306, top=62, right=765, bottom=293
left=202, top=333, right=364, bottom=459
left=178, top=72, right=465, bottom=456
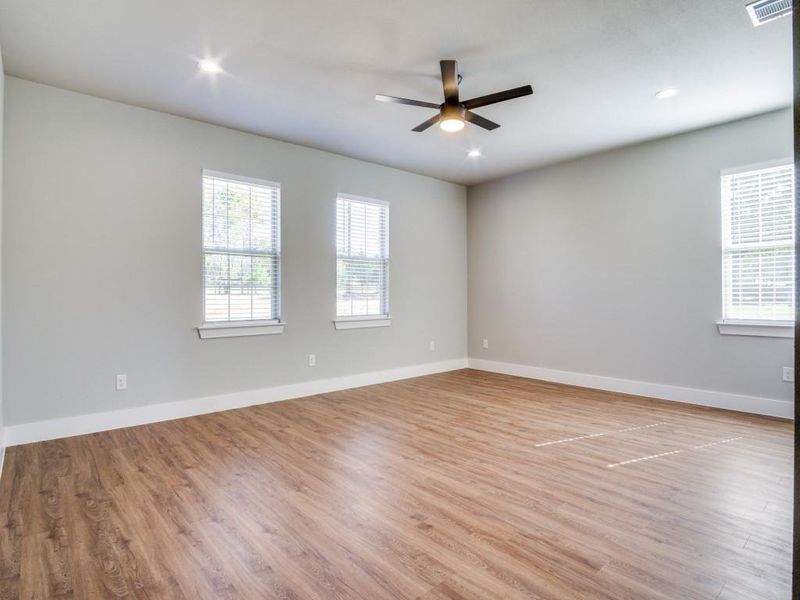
left=746, top=0, right=792, bottom=26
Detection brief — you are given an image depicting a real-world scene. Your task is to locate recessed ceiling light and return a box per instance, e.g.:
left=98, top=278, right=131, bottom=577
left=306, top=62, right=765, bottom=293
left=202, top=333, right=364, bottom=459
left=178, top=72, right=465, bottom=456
left=468, top=149, right=482, bottom=158
left=655, top=88, right=679, bottom=100
left=198, top=60, right=222, bottom=74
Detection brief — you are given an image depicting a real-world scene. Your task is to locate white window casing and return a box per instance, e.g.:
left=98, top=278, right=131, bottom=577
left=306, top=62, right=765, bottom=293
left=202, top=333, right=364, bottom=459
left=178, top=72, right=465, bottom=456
left=335, top=194, right=390, bottom=329
left=718, top=160, right=794, bottom=338
left=198, top=170, right=283, bottom=338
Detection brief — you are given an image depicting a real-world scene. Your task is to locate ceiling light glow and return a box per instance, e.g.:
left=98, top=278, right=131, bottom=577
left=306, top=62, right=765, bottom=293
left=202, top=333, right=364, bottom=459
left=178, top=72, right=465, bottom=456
left=468, top=149, right=482, bottom=158
left=655, top=88, right=679, bottom=100
left=198, top=60, right=222, bottom=74
left=440, top=118, right=465, bottom=133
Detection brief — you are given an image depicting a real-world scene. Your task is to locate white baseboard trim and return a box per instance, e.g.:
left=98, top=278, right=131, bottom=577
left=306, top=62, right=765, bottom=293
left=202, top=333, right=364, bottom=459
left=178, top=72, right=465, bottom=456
left=5, top=358, right=469, bottom=446
left=468, top=358, right=793, bottom=419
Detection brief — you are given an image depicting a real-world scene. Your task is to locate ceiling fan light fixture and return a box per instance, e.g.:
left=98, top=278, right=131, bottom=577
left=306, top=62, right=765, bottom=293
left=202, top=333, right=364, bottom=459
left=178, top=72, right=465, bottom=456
left=439, top=103, right=466, bottom=133
left=440, top=118, right=465, bottom=133
left=375, top=60, right=533, bottom=133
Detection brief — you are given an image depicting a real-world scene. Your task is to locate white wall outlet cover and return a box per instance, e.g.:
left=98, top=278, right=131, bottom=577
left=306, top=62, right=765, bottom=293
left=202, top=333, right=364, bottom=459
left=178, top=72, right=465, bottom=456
left=308, top=354, right=316, bottom=367
left=429, top=341, right=436, bottom=351
left=782, top=367, right=794, bottom=382
left=482, top=339, right=489, bottom=349
left=115, top=374, right=127, bottom=391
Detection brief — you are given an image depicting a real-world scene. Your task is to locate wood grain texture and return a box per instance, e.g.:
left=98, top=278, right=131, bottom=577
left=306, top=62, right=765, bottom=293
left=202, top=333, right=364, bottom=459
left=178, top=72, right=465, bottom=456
left=0, top=369, right=792, bottom=599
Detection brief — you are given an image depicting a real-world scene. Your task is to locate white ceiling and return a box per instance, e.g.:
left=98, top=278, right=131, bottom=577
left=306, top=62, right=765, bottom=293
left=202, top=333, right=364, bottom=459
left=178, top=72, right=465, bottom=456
left=0, top=0, right=792, bottom=185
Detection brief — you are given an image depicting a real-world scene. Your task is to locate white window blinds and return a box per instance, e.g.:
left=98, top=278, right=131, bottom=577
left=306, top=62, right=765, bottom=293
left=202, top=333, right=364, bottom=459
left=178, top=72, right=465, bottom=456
left=721, top=162, right=794, bottom=322
left=336, top=194, right=389, bottom=318
left=202, top=171, right=281, bottom=323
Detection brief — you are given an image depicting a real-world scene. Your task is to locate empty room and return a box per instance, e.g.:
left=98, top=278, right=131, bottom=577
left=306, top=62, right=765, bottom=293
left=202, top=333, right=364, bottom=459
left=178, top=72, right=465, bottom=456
left=0, top=0, right=796, bottom=598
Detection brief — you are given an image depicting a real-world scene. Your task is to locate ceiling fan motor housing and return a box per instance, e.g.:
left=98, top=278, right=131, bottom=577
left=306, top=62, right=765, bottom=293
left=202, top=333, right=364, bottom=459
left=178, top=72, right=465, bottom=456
left=441, top=103, right=466, bottom=120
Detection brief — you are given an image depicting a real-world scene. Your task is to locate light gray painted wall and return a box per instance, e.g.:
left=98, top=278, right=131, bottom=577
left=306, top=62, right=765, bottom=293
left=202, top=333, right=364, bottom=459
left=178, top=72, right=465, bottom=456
left=0, top=48, right=5, bottom=447
left=3, top=77, right=467, bottom=426
left=468, top=109, right=794, bottom=402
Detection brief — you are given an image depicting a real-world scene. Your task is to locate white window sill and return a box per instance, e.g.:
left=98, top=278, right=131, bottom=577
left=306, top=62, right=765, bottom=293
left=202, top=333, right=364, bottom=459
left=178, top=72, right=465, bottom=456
left=197, top=321, right=285, bottom=339
left=333, top=317, right=391, bottom=330
left=716, top=320, right=794, bottom=338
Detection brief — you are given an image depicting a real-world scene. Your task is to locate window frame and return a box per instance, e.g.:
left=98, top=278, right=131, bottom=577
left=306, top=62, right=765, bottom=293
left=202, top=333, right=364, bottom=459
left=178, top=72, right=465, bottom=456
left=717, top=159, right=794, bottom=338
left=333, top=193, right=391, bottom=329
left=197, top=169, right=284, bottom=339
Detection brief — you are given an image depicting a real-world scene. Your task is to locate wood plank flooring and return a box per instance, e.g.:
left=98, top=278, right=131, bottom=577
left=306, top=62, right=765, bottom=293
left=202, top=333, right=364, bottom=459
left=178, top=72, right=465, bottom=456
left=0, top=369, right=792, bottom=599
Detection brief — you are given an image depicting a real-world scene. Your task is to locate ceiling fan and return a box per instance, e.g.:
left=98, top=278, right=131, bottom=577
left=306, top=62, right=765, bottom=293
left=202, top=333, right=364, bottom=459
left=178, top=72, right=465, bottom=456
left=375, top=60, right=533, bottom=133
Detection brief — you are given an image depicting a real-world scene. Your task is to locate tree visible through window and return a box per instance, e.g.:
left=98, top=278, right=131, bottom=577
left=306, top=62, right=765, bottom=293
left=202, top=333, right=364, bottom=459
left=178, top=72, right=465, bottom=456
left=202, top=171, right=281, bottom=323
left=721, top=162, right=794, bottom=322
left=336, top=195, right=389, bottom=318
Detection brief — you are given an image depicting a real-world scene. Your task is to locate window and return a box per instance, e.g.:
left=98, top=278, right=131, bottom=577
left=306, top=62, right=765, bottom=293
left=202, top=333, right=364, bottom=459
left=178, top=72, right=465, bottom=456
left=201, top=171, right=281, bottom=327
left=721, top=162, right=794, bottom=326
left=336, top=194, right=389, bottom=324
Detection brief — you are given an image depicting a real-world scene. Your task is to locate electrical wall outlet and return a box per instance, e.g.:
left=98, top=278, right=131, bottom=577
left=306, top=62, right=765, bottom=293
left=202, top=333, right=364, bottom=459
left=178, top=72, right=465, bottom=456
left=115, top=374, right=127, bottom=391
left=783, top=367, right=794, bottom=382
left=429, top=340, right=436, bottom=351
left=482, top=339, right=489, bottom=349
left=308, top=354, right=316, bottom=367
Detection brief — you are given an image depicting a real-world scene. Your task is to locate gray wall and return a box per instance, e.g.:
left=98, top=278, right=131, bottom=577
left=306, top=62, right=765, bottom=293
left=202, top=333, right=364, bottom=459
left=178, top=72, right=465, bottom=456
left=3, top=77, right=467, bottom=426
left=468, top=109, right=794, bottom=402
left=2, top=75, right=792, bottom=427
left=0, top=48, right=4, bottom=445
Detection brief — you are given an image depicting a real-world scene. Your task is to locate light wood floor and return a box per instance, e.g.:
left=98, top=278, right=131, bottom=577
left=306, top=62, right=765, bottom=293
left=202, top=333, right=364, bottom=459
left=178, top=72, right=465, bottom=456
left=0, top=369, right=792, bottom=599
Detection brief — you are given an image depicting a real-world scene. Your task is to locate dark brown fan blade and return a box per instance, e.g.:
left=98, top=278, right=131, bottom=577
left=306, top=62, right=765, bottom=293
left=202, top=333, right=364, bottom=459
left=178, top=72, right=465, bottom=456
left=464, top=111, right=500, bottom=131
left=440, top=60, right=459, bottom=104
left=412, top=114, right=441, bottom=132
left=462, top=85, right=533, bottom=110
left=375, top=95, right=441, bottom=109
